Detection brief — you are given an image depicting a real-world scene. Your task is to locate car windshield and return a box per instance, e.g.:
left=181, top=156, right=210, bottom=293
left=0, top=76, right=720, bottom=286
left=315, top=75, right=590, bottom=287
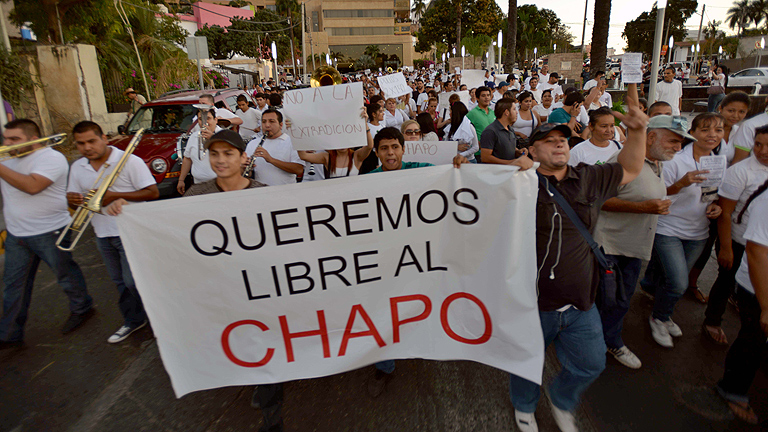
left=125, top=104, right=198, bottom=134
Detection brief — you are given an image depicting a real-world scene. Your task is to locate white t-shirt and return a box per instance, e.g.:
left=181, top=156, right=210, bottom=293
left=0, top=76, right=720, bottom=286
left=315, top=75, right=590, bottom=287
left=718, top=154, right=768, bottom=245
left=655, top=145, right=712, bottom=240
left=655, top=80, right=683, bottom=115
left=235, top=107, right=261, bottom=139
left=384, top=109, right=409, bottom=129
left=533, top=104, right=552, bottom=119
left=444, top=117, right=479, bottom=159
left=184, top=126, right=221, bottom=184
left=417, top=93, right=429, bottom=108
left=1, top=148, right=71, bottom=236
left=584, top=79, right=598, bottom=90
left=245, top=133, right=302, bottom=186
left=735, top=195, right=768, bottom=294
left=539, top=82, right=563, bottom=99
left=568, top=140, right=621, bottom=166
left=730, top=113, right=768, bottom=153
left=599, top=91, right=613, bottom=108
left=368, top=122, right=385, bottom=138
left=67, top=147, right=156, bottom=238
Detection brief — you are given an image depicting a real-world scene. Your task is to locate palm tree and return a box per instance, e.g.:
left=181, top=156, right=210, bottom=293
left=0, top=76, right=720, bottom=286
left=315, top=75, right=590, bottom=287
left=504, top=0, right=517, bottom=73
left=590, top=0, right=611, bottom=76
left=727, top=0, right=751, bottom=36
left=411, top=0, right=427, bottom=22
left=455, top=0, right=462, bottom=51
left=750, top=0, right=768, bottom=29
left=275, top=0, right=300, bottom=75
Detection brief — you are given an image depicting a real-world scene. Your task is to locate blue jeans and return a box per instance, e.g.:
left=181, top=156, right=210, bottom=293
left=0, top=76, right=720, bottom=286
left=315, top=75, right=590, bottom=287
left=599, top=255, right=642, bottom=349
left=375, top=360, right=395, bottom=374
left=0, top=227, right=91, bottom=342
left=708, top=93, right=725, bottom=112
left=95, top=236, right=146, bottom=327
left=641, top=234, right=707, bottom=322
left=509, top=305, right=606, bottom=413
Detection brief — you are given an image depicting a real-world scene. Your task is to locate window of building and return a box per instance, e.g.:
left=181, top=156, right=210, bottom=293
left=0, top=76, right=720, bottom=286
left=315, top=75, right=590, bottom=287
left=323, top=10, right=393, bottom=18
left=327, top=27, right=394, bottom=36
left=312, top=11, right=319, bottom=32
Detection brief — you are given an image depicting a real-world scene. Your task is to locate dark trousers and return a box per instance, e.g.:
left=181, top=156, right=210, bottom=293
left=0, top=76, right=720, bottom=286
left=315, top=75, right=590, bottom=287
left=254, top=383, right=283, bottom=431
left=692, top=219, right=718, bottom=272
left=704, top=241, right=746, bottom=327
left=598, top=255, right=643, bottom=350
left=717, top=285, right=768, bottom=403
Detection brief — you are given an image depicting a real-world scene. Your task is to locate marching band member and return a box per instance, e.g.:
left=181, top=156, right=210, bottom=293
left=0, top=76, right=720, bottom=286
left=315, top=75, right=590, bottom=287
left=245, top=109, right=303, bottom=185
left=0, top=119, right=93, bottom=348
left=67, top=121, right=159, bottom=344
left=177, top=109, right=220, bottom=195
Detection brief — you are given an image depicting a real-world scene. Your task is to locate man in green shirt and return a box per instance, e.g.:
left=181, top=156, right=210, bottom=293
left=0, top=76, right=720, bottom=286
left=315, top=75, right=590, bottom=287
left=466, top=86, right=495, bottom=163
left=368, top=127, right=468, bottom=173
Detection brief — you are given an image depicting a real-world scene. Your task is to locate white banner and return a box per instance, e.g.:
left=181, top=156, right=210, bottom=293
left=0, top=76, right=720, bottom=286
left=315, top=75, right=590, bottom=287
left=378, top=72, right=411, bottom=99
left=461, top=69, right=487, bottom=89
left=118, top=166, right=544, bottom=397
left=438, top=90, right=470, bottom=113
left=402, top=141, right=458, bottom=165
left=282, top=82, right=366, bottom=151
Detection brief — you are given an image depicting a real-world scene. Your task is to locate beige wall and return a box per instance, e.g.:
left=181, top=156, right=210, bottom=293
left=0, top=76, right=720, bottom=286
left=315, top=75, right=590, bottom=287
left=546, top=53, right=584, bottom=85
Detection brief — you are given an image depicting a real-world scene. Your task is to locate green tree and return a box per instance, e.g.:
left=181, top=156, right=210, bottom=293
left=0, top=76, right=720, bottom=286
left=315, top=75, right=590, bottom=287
left=728, top=0, right=751, bottom=36
left=226, top=11, right=294, bottom=60
left=622, top=0, right=698, bottom=54
left=418, top=0, right=504, bottom=50
left=461, top=34, right=492, bottom=57
left=354, top=55, right=376, bottom=70
left=364, top=45, right=381, bottom=58
left=412, top=0, right=428, bottom=22
left=195, top=25, right=232, bottom=59
left=749, top=0, right=768, bottom=29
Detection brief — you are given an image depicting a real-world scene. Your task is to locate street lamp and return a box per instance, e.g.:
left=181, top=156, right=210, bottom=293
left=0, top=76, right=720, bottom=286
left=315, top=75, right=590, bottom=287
left=498, top=30, right=503, bottom=71
left=554, top=43, right=557, bottom=53
left=649, top=0, right=668, bottom=104
left=461, top=46, right=465, bottom=71
left=760, top=37, right=765, bottom=67
left=271, top=41, right=277, bottom=81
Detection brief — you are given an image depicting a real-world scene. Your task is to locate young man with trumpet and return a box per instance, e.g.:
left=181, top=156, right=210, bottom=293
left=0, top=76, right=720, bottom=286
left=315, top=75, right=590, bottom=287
left=67, top=121, right=159, bottom=344
left=0, top=119, right=93, bottom=349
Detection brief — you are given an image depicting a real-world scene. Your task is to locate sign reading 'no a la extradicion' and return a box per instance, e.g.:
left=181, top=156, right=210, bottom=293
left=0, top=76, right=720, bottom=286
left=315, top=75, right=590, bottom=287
left=282, top=82, right=367, bottom=151
left=117, top=165, right=545, bottom=398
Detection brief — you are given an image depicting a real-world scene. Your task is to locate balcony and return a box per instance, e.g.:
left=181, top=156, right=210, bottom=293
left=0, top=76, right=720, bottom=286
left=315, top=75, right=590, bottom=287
left=394, top=25, right=411, bottom=35
left=394, top=0, right=409, bottom=10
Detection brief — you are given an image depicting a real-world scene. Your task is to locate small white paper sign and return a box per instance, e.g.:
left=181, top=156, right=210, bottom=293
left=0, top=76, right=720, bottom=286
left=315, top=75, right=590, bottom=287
left=438, top=90, right=471, bottom=112
left=378, top=72, right=411, bottom=99
left=461, top=70, right=487, bottom=89
left=455, top=67, right=461, bottom=74
left=282, top=82, right=366, bottom=151
left=621, top=53, right=643, bottom=84
left=699, top=155, right=728, bottom=188
left=402, top=141, right=458, bottom=165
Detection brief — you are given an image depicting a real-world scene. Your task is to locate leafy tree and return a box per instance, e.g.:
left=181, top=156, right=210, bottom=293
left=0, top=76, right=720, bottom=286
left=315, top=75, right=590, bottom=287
left=0, top=47, right=37, bottom=108
left=158, top=14, right=190, bottom=46
left=418, top=0, right=504, bottom=50
left=195, top=25, right=232, bottom=59
left=226, top=11, right=294, bottom=60
left=461, top=34, right=492, bottom=57
left=728, top=0, right=751, bottom=36
left=622, top=0, right=698, bottom=54
left=414, top=31, right=433, bottom=53
left=228, top=0, right=250, bottom=7
left=364, top=45, right=381, bottom=58
left=354, top=55, right=376, bottom=70
left=412, top=0, right=428, bottom=22
left=590, top=0, right=611, bottom=75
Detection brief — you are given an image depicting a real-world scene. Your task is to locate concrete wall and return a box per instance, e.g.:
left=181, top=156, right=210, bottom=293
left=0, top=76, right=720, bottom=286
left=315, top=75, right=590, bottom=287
left=546, top=53, right=584, bottom=86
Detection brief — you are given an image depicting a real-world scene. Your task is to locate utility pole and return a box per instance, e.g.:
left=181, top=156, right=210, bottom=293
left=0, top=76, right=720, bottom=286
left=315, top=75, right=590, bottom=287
left=288, top=16, right=297, bottom=79
left=693, top=4, right=705, bottom=74
left=0, top=3, right=12, bottom=51
left=649, top=0, right=667, bottom=105
left=580, top=0, right=588, bottom=53
left=301, top=3, right=307, bottom=82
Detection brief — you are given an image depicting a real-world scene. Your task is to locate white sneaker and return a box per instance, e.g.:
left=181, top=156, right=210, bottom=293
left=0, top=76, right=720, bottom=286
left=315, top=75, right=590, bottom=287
left=107, top=321, right=147, bottom=344
left=514, top=410, right=538, bottom=432
left=607, top=346, right=642, bottom=369
left=549, top=403, right=578, bottom=432
left=649, top=317, right=673, bottom=348
left=664, top=319, right=683, bottom=337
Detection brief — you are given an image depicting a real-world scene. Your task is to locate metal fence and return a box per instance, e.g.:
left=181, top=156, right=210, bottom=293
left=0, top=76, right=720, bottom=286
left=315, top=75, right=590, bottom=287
left=102, top=69, right=130, bottom=113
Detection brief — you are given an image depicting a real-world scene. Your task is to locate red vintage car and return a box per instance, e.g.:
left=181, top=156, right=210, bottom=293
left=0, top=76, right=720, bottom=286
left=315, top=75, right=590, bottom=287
left=111, top=88, right=248, bottom=198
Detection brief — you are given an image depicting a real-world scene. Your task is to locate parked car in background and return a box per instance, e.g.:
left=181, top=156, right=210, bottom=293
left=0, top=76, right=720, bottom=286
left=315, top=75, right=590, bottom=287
left=112, top=88, right=247, bottom=198
left=727, top=68, right=768, bottom=89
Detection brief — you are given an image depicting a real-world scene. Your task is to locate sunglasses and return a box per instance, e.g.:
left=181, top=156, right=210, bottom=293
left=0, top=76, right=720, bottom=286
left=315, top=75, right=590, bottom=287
left=404, top=130, right=421, bottom=135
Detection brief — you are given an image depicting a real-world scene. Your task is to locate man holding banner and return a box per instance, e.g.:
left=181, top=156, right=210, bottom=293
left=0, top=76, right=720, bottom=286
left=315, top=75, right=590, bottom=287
left=510, top=99, right=649, bottom=432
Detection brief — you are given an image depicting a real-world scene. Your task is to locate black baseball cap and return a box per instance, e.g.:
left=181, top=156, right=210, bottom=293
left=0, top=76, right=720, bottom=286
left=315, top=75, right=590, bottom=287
left=529, top=123, right=572, bottom=145
left=204, top=130, right=247, bottom=151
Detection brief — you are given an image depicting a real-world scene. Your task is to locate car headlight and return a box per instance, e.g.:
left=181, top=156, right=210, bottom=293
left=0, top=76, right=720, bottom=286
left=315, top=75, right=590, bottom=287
left=151, top=158, right=168, bottom=173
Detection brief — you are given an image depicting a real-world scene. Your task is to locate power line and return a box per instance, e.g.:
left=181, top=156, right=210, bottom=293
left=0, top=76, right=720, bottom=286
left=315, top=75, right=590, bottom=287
left=119, top=0, right=290, bottom=25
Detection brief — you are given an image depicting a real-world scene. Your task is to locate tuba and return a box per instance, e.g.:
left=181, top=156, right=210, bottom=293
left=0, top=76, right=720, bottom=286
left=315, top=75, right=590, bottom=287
left=310, top=65, right=342, bottom=87
left=56, top=129, right=145, bottom=251
left=0, top=133, right=67, bottom=161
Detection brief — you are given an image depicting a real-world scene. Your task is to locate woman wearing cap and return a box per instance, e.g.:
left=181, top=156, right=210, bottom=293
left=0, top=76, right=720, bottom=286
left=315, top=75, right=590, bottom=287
left=641, top=113, right=724, bottom=348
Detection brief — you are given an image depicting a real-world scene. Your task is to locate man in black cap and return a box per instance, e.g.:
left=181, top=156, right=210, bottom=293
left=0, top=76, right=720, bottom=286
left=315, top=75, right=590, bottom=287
left=508, top=99, right=649, bottom=432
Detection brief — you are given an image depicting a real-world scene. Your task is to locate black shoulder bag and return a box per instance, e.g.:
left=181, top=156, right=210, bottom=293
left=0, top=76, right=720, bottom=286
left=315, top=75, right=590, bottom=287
left=537, top=173, right=625, bottom=309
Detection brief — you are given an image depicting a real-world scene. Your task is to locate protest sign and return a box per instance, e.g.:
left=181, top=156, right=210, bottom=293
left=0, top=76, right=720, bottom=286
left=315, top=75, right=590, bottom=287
left=282, top=82, right=366, bottom=151
left=438, top=91, right=470, bottom=113
left=461, top=70, right=487, bottom=89
left=455, top=67, right=461, bottom=75
left=118, top=166, right=544, bottom=397
left=402, top=141, right=457, bottom=165
left=621, top=53, right=643, bottom=84
left=378, top=72, right=411, bottom=99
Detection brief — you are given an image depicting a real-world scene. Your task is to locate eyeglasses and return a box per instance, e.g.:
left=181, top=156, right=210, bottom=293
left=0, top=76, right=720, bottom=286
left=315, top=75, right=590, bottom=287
left=405, top=130, right=421, bottom=135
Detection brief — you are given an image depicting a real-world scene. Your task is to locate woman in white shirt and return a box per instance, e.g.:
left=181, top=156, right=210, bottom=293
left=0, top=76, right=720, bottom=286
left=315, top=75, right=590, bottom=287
left=708, top=66, right=728, bottom=112
left=640, top=113, right=724, bottom=348
left=297, top=129, right=374, bottom=178
left=384, top=98, right=409, bottom=129
left=512, top=91, right=539, bottom=145
left=443, top=102, right=479, bottom=163
left=367, top=103, right=386, bottom=138
left=718, top=91, right=750, bottom=163
left=532, top=89, right=553, bottom=124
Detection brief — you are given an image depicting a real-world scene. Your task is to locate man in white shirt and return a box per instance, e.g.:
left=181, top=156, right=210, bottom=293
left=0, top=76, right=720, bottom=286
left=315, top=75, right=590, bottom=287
left=655, top=67, right=683, bottom=115
left=0, top=120, right=93, bottom=348
left=254, top=92, right=269, bottom=113
left=539, top=64, right=550, bottom=83
left=539, top=73, right=564, bottom=102
left=235, top=94, right=261, bottom=140
left=177, top=109, right=219, bottom=195
left=245, top=109, right=304, bottom=185
left=492, top=81, right=509, bottom=105
left=67, top=121, right=159, bottom=344
left=584, top=71, right=605, bottom=91
left=730, top=111, right=768, bottom=164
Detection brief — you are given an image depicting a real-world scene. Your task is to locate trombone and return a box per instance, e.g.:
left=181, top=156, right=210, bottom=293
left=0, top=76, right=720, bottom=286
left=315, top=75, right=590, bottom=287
left=56, top=129, right=145, bottom=251
left=0, top=133, right=67, bottom=161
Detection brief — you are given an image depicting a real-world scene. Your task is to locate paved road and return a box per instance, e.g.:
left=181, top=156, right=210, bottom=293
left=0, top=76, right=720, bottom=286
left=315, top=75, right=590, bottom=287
left=1, top=228, right=766, bottom=432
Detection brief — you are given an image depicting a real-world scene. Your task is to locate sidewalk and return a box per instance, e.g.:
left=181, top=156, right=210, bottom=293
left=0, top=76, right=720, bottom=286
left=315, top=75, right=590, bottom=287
left=1, top=216, right=766, bottom=432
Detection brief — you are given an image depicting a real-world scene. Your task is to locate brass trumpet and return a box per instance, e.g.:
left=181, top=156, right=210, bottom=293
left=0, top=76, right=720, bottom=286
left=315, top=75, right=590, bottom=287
left=0, top=133, right=67, bottom=161
left=56, top=129, right=145, bottom=251
left=310, top=65, right=342, bottom=87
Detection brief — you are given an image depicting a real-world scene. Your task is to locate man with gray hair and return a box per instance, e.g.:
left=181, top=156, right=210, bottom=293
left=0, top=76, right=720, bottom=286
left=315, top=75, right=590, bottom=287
left=594, top=115, right=695, bottom=369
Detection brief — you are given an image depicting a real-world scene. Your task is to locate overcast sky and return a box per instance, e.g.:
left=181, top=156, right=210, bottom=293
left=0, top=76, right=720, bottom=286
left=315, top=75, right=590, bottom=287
left=492, top=0, right=738, bottom=54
